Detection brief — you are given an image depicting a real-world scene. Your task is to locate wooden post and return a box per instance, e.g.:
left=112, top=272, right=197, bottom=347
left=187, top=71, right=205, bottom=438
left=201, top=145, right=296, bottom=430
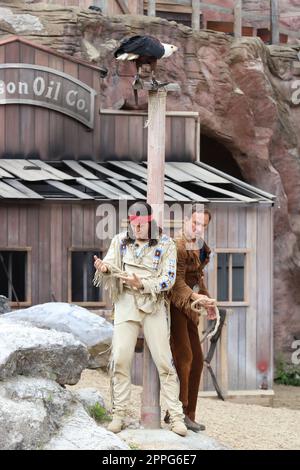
left=192, top=0, right=201, bottom=31
left=270, top=0, right=280, bottom=45
left=219, top=315, right=228, bottom=396
left=141, top=89, right=166, bottom=429
left=234, top=0, right=242, bottom=39
left=137, top=0, right=144, bottom=15
left=147, top=0, right=156, bottom=17
left=138, top=82, right=180, bottom=428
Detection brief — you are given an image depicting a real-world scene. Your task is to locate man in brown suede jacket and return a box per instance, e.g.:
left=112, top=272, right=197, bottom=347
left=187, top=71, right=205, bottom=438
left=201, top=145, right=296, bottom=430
left=169, top=207, right=216, bottom=432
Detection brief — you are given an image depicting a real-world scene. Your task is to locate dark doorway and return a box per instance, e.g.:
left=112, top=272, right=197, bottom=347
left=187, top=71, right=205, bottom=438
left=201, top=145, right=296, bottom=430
left=200, top=134, right=244, bottom=180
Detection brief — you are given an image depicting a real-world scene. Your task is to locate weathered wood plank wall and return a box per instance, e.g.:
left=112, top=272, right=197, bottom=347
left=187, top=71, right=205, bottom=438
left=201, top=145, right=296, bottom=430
left=0, top=40, right=197, bottom=162
left=0, top=202, right=273, bottom=390
left=132, top=204, right=274, bottom=391
left=0, top=40, right=102, bottom=162
left=99, top=112, right=198, bottom=162
left=0, top=202, right=110, bottom=306
left=204, top=204, right=273, bottom=391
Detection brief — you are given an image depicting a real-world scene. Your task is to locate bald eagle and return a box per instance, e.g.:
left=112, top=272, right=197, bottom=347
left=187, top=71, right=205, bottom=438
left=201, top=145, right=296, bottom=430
left=114, top=35, right=178, bottom=103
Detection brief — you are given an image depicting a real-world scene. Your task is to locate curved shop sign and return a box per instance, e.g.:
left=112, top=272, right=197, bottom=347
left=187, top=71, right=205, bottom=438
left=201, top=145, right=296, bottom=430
left=0, top=64, right=96, bottom=129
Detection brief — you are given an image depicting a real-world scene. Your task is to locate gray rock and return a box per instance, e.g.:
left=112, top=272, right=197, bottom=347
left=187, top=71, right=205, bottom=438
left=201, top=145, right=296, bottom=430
left=0, top=295, right=10, bottom=314
left=44, top=405, right=129, bottom=450
left=2, top=303, right=113, bottom=368
left=0, top=6, right=43, bottom=33
left=72, top=387, right=106, bottom=411
left=0, top=376, right=127, bottom=450
left=119, top=428, right=229, bottom=450
left=0, top=394, right=47, bottom=450
left=0, top=321, right=89, bottom=385
left=0, top=376, right=75, bottom=450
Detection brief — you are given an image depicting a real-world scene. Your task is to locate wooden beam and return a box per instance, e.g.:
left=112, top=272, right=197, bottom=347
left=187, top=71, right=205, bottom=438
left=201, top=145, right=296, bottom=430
left=62, top=160, right=98, bottom=180
left=80, top=160, right=129, bottom=181
left=219, top=316, right=228, bottom=396
left=193, top=181, right=257, bottom=202
left=147, top=0, right=156, bottom=16
left=234, top=0, right=242, bottom=39
left=135, top=81, right=181, bottom=93
left=145, top=2, right=192, bottom=14
left=270, top=0, right=280, bottom=45
left=192, top=0, right=201, bottom=31
left=0, top=159, right=58, bottom=182
left=29, top=160, right=74, bottom=181
left=116, top=0, right=131, bottom=14
left=4, top=179, right=44, bottom=200
left=141, top=88, right=167, bottom=429
left=46, top=180, right=94, bottom=200
left=0, top=181, right=28, bottom=199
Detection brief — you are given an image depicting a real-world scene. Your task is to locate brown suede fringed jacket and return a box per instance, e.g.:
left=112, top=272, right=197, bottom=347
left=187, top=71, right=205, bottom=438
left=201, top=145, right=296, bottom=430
left=169, top=235, right=211, bottom=321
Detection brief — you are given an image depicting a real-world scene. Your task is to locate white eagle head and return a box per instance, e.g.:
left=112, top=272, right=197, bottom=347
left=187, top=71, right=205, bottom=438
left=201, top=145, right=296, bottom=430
left=161, top=43, right=178, bottom=58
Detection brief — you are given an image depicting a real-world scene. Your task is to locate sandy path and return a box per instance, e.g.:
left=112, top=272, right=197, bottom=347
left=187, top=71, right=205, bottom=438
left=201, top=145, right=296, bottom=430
left=67, top=369, right=300, bottom=450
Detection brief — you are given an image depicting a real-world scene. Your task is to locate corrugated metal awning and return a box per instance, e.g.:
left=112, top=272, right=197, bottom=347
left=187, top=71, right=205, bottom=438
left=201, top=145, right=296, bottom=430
left=0, top=159, right=275, bottom=204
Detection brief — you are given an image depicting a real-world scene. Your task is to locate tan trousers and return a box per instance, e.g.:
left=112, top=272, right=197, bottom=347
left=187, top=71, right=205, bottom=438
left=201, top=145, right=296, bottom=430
left=111, top=308, right=184, bottom=422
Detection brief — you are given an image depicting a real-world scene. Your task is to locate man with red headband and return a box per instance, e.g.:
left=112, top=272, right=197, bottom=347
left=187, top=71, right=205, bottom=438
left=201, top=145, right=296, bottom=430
left=93, top=202, right=187, bottom=436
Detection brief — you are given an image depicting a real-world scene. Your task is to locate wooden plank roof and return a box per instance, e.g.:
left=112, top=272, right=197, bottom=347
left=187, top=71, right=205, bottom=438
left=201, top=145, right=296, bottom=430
left=0, top=159, right=276, bottom=203
left=0, top=36, right=106, bottom=73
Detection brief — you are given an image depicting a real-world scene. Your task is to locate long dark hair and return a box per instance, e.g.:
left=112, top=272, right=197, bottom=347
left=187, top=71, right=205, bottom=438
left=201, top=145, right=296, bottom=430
left=123, top=202, right=162, bottom=247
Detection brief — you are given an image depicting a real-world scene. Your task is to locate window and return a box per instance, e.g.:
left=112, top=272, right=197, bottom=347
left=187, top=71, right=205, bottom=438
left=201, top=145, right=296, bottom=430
left=0, top=249, right=31, bottom=305
left=69, top=249, right=104, bottom=305
left=147, top=11, right=192, bottom=28
left=216, top=251, right=248, bottom=304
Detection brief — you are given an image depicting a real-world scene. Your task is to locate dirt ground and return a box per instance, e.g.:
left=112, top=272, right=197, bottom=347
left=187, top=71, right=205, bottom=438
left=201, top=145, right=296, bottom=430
left=273, top=383, right=300, bottom=410
left=67, top=369, right=300, bottom=450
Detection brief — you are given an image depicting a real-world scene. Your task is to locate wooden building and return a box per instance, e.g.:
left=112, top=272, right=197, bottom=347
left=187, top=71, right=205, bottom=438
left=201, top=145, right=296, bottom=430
left=0, top=36, right=275, bottom=398
left=33, top=0, right=143, bottom=15
left=30, top=1, right=291, bottom=43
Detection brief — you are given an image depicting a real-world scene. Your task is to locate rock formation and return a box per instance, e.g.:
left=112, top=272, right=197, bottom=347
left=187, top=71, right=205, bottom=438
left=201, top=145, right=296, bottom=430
left=0, top=320, right=89, bottom=384
left=0, top=314, right=127, bottom=450
left=2, top=303, right=113, bottom=368
left=0, top=376, right=128, bottom=450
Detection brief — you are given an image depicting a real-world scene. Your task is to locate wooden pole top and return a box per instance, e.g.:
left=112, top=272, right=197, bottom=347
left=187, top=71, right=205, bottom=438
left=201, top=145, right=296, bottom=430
left=132, top=82, right=181, bottom=93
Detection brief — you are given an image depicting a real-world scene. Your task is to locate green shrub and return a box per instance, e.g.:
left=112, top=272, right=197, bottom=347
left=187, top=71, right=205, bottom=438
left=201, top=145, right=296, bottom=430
left=275, top=357, right=300, bottom=386
left=88, top=403, right=112, bottom=423
left=128, top=442, right=140, bottom=450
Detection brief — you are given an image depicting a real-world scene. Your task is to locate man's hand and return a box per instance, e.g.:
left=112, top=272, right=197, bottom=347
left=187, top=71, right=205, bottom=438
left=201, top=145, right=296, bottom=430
left=119, top=273, right=143, bottom=290
left=207, top=306, right=217, bottom=320
left=94, top=255, right=108, bottom=273
left=191, top=293, right=216, bottom=309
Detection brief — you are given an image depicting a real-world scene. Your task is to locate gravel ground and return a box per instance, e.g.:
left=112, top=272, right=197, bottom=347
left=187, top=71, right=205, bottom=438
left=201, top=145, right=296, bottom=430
left=67, top=369, right=300, bottom=451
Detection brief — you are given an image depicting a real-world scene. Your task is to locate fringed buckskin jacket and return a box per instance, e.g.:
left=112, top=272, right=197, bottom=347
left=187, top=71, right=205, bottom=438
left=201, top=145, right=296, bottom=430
left=168, top=235, right=211, bottom=321
left=93, top=232, right=177, bottom=325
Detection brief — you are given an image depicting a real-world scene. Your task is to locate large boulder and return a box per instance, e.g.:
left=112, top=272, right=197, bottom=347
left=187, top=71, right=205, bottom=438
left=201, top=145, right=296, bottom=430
left=0, top=376, right=74, bottom=450
left=2, top=303, right=113, bottom=368
left=0, top=376, right=127, bottom=450
left=73, top=387, right=105, bottom=411
left=0, top=320, right=89, bottom=385
left=44, top=405, right=128, bottom=450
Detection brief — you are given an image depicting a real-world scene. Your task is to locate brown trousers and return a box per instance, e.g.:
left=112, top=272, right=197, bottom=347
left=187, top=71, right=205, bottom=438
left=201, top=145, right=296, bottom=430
left=170, top=306, right=203, bottom=421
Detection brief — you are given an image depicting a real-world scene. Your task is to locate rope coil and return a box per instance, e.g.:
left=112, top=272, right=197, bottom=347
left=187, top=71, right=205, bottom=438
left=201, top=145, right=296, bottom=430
left=190, top=298, right=221, bottom=342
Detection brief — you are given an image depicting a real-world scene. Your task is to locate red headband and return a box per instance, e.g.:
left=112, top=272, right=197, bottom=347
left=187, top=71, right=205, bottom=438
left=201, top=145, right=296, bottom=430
left=129, top=214, right=153, bottom=224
